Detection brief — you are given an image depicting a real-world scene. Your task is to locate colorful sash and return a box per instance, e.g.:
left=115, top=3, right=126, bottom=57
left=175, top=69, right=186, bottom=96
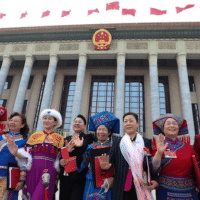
left=120, top=133, right=153, bottom=200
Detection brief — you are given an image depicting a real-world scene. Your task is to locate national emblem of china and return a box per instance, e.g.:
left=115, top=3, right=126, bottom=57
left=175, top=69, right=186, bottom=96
left=92, top=29, right=112, bottom=50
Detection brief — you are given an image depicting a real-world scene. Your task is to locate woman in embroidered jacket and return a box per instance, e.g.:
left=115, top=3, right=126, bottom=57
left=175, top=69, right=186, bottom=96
left=8, top=109, right=64, bottom=200
left=100, top=112, right=157, bottom=200
left=152, top=113, right=198, bottom=200
left=0, top=112, right=29, bottom=200
left=76, top=111, right=119, bottom=200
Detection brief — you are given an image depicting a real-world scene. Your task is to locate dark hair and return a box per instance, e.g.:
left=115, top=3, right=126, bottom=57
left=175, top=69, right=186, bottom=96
left=9, top=112, right=29, bottom=139
left=75, top=114, right=87, bottom=125
left=123, top=112, right=139, bottom=122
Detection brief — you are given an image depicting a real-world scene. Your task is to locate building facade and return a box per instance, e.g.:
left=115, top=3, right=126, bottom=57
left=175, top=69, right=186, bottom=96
left=0, top=22, right=200, bottom=143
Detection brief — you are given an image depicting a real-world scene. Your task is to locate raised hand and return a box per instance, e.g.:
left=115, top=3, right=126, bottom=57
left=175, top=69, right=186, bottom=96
left=65, top=140, right=75, bottom=153
left=99, top=153, right=112, bottom=170
left=156, top=134, right=168, bottom=155
left=7, top=139, right=18, bottom=157
left=73, top=137, right=84, bottom=147
left=152, top=134, right=168, bottom=170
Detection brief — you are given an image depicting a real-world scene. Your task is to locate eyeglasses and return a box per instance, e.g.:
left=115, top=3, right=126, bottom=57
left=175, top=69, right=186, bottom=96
left=9, top=119, right=20, bottom=123
left=124, top=119, right=136, bottom=124
left=165, top=122, right=179, bottom=126
left=74, top=120, right=83, bottom=124
left=97, top=128, right=108, bottom=132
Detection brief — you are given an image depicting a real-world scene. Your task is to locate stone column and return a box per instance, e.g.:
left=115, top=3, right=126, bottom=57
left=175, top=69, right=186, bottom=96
left=149, top=53, right=160, bottom=122
left=177, top=53, right=195, bottom=145
left=36, top=54, right=59, bottom=131
left=115, top=53, right=125, bottom=136
left=13, top=55, right=35, bottom=113
left=0, top=55, right=12, bottom=99
left=69, top=54, right=87, bottom=135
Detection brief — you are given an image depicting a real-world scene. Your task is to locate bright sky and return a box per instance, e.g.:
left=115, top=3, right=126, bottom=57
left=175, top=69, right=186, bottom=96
left=0, top=0, right=200, bottom=29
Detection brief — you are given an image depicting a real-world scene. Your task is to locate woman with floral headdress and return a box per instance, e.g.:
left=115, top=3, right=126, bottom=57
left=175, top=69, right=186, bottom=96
left=152, top=113, right=199, bottom=200
left=77, top=111, right=119, bottom=200
left=8, top=109, right=64, bottom=200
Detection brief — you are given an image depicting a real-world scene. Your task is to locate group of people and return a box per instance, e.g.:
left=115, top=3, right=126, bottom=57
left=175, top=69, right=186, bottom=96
left=0, top=105, right=200, bottom=200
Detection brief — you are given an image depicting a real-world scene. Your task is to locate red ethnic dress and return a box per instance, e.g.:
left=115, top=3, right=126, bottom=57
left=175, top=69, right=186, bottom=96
left=154, top=137, right=198, bottom=200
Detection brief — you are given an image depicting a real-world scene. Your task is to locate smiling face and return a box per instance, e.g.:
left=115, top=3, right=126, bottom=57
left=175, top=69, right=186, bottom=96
left=9, top=116, right=25, bottom=133
left=96, top=125, right=110, bottom=142
left=123, top=114, right=139, bottom=137
left=73, top=117, right=86, bottom=134
left=163, top=118, right=179, bottom=140
left=42, top=115, right=57, bottom=131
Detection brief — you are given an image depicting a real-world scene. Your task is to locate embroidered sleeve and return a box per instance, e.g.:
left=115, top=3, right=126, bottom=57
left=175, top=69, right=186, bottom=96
left=152, top=158, right=161, bottom=171
left=19, top=170, right=27, bottom=182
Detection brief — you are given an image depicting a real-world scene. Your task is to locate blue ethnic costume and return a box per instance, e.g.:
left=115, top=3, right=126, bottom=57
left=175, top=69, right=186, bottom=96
left=0, top=132, right=27, bottom=200
left=77, top=111, right=119, bottom=200
left=152, top=113, right=198, bottom=200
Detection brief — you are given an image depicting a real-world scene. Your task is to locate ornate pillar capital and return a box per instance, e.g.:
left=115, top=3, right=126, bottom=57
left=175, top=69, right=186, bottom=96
left=176, top=53, right=187, bottom=66
left=78, top=53, right=87, bottom=66
left=117, top=53, right=126, bottom=66
left=148, top=53, right=158, bottom=66
left=49, top=54, right=59, bottom=66
left=25, top=54, right=35, bottom=67
left=2, top=55, right=13, bottom=66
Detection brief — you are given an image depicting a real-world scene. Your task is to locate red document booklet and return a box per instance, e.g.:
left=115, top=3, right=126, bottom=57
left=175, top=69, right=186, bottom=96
left=90, top=147, right=114, bottom=188
left=7, top=164, right=20, bottom=190
left=94, top=156, right=114, bottom=188
left=61, top=147, right=77, bottom=173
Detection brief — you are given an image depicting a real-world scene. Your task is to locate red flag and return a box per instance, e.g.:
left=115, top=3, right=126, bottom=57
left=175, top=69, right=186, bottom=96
left=88, top=8, right=99, bottom=16
left=176, top=4, right=195, bottom=14
left=0, top=13, right=6, bottom=19
left=20, top=11, right=28, bottom=19
left=122, top=8, right=136, bottom=17
left=106, top=2, right=120, bottom=10
left=61, top=10, right=71, bottom=17
left=41, top=10, right=50, bottom=18
left=150, top=8, right=167, bottom=15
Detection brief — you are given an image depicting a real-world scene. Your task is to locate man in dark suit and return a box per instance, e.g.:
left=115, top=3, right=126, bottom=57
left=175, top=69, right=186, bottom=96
left=100, top=112, right=158, bottom=200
